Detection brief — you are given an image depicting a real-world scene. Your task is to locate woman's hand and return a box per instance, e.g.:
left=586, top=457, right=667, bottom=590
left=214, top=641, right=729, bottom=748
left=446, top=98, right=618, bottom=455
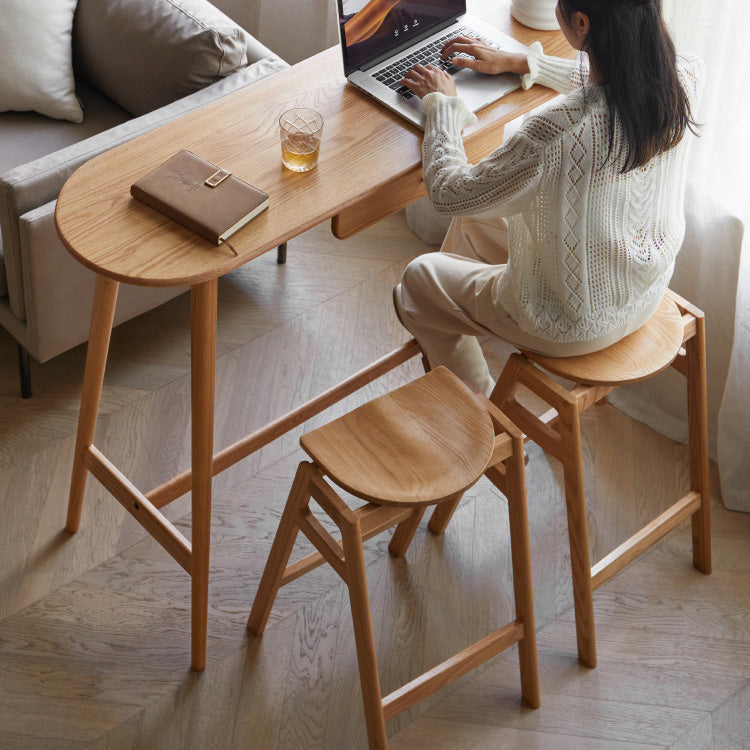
left=401, top=64, right=457, bottom=99
left=441, top=35, right=530, bottom=76
left=401, top=35, right=532, bottom=99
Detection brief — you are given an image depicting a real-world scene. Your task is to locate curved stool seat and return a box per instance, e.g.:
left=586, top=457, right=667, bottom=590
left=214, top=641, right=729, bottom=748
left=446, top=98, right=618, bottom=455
left=523, top=294, right=686, bottom=386
left=301, top=367, right=495, bottom=506
left=487, top=289, right=711, bottom=669
left=248, top=366, right=539, bottom=748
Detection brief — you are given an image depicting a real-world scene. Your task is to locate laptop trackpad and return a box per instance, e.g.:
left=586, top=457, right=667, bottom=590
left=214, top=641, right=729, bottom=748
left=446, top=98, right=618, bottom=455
left=456, top=70, right=517, bottom=110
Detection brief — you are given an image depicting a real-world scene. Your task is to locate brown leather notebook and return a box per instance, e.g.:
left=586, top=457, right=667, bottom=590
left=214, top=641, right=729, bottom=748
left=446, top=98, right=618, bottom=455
left=131, top=150, right=269, bottom=245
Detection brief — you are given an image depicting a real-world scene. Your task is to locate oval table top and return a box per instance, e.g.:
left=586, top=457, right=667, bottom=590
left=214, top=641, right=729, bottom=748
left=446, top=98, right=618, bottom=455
left=55, top=19, right=572, bottom=288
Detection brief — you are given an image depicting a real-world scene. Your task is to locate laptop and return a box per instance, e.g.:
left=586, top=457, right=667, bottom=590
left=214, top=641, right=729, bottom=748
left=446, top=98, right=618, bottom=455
left=336, top=0, right=529, bottom=128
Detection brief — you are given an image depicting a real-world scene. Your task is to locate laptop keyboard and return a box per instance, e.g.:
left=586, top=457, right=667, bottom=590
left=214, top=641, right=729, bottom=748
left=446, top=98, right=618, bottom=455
left=372, top=27, right=495, bottom=100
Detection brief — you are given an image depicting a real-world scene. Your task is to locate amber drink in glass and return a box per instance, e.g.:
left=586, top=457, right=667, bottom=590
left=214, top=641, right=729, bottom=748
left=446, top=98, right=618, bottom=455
left=279, top=108, right=324, bottom=172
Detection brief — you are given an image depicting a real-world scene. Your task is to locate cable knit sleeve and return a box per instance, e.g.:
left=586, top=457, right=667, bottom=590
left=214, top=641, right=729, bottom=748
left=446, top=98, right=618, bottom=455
left=676, top=53, right=706, bottom=112
left=421, top=92, right=545, bottom=216
left=520, top=42, right=588, bottom=93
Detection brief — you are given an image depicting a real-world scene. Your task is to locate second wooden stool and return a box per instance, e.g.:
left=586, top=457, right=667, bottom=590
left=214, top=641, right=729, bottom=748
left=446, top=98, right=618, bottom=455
left=487, top=289, right=711, bottom=668
left=247, top=366, right=539, bottom=749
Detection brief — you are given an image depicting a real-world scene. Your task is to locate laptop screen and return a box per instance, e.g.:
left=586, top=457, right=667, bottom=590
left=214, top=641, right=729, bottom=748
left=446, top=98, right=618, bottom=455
left=337, top=0, right=466, bottom=75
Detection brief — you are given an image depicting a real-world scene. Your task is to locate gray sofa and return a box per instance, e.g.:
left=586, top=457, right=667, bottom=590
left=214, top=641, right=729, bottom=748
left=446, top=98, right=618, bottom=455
left=0, top=0, right=287, bottom=396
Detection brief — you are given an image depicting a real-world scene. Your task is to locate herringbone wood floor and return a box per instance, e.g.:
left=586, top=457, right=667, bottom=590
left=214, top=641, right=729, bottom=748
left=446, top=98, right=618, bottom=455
left=0, top=211, right=748, bottom=749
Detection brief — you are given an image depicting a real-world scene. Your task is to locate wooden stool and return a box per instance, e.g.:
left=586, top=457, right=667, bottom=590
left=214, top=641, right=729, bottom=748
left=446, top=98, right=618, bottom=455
left=248, top=367, right=540, bottom=749
left=484, top=289, right=711, bottom=668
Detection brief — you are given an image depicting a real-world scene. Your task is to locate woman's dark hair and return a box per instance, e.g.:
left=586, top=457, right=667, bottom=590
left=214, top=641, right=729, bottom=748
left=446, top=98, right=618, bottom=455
left=558, top=0, right=698, bottom=172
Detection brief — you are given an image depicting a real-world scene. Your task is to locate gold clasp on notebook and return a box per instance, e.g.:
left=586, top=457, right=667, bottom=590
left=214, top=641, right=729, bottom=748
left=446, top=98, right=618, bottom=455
left=205, top=169, right=231, bottom=187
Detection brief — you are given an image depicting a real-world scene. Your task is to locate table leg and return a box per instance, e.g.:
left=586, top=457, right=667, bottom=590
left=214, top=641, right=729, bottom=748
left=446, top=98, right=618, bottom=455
left=66, top=276, right=120, bottom=533
left=190, top=278, right=218, bottom=671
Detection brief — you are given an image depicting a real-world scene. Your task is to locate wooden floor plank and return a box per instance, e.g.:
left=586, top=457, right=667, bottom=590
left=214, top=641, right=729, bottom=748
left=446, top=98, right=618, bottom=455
left=477, top=639, right=745, bottom=713
left=0, top=210, right=747, bottom=748
left=540, top=617, right=750, bottom=681
left=571, top=577, right=750, bottom=644
left=389, top=717, right=663, bottom=750
left=418, top=681, right=705, bottom=745
left=709, top=681, right=750, bottom=749
left=277, top=584, right=343, bottom=749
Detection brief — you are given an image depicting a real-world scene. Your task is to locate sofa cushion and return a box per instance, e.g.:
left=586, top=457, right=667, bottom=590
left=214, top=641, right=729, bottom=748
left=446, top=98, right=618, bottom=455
left=0, top=83, right=131, bottom=179
left=0, top=0, right=83, bottom=123
left=0, top=82, right=131, bottom=304
left=0, top=54, right=287, bottom=321
left=0, top=82, right=131, bottom=302
left=74, top=0, right=250, bottom=116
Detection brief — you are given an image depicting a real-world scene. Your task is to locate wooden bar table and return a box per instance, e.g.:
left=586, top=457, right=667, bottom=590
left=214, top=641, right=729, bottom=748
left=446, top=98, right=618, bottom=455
left=55, top=16, right=572, bottom=671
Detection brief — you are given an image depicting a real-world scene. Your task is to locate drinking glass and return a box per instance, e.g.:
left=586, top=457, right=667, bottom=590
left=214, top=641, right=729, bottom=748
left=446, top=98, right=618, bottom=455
left=279, top=108, right=324, bottom=172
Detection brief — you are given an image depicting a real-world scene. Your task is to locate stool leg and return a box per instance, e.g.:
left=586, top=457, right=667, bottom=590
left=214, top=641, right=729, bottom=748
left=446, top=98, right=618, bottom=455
left=340, top=516, right=387, bottom=749
left=66, top=276, right=119, bottom=533
left=427, top=495, right=462, bottom=536
left=489, top=352, right=525, bottom=413
left=686, top=316, right=711, bottom=574
left=493, top=355, right=596, bottom=666
left=389, top=507, right=426, bottom=557
left=248, top=462, right=312, bottom=636
left=499, top=435, right=540, bottom=708
left=505, top=435, right=540, bottom=708
left=558, top=400, right=597, bottom=668
left=483, top=401, right=540, bottom=707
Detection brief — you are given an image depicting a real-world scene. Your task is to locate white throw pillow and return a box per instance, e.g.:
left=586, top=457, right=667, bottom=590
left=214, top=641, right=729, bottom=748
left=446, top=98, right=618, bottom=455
left=0, top=0, right=83, bottom=123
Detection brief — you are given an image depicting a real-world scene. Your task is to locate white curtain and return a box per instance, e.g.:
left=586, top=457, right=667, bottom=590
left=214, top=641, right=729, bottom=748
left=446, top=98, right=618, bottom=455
left=610, top=0, right=750, bottom=511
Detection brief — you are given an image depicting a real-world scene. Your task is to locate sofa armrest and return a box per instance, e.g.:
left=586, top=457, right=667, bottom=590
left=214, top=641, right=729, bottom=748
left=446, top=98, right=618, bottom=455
left=0, top=53, right=287, bottom=321
left=0, top=200, right=186, bottom=362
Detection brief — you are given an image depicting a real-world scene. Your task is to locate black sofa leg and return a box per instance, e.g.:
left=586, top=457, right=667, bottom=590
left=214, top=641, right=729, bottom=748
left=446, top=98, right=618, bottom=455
left=276, top=242, right=287, bottom=265
left=18, top=344, right=32, bottom=399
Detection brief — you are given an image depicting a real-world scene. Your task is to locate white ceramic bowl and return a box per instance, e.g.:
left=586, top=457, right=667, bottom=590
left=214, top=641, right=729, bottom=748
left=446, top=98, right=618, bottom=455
left=510, top=0, right=560, bottom=31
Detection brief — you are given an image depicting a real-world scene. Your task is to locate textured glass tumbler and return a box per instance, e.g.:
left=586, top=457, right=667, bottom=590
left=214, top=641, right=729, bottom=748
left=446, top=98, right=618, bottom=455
left=279, top=108, right=324, bottom=172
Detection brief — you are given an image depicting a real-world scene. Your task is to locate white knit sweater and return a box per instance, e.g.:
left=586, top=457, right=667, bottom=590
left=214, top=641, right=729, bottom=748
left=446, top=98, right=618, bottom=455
left=421, top=46, right=705, bottom=343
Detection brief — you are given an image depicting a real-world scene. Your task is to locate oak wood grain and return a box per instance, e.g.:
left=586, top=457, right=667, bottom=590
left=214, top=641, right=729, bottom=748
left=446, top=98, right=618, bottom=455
left=300, top=367, right=495, bottom=506
left=523, top=295, right=686, bottom=386
left=0, top=281, right=745, bottom=750
left=55, top=22, right=574, bottom=288
left=0, top=9, right=743, bottom=740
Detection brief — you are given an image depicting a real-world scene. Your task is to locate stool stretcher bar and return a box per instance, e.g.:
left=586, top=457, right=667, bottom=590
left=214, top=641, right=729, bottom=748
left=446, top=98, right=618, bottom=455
left=381, top=620, right=526, bottom=720
left=146, top=339, right=423, bottom=509
left=591, top=490, right=701, bottom=590
left=78, top=340, right=422, bottom=592
left=281, top=504, right=414, bottom=586
left=84, top=445, right=192, bottom=573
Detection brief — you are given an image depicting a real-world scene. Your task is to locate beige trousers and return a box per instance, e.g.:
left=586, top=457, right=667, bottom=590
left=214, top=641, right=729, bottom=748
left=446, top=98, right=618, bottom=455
left=394, top=215, right=650, bottom=396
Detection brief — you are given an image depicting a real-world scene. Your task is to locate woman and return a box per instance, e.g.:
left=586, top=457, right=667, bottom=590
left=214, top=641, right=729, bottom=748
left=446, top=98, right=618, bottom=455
left=394, top=0, right=703, bottom=396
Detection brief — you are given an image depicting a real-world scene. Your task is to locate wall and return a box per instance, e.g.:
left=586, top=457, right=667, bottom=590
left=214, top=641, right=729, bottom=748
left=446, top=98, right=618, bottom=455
left=213, top=0, right=339, bottom=64
left=210, top=0, right=259, bottom=32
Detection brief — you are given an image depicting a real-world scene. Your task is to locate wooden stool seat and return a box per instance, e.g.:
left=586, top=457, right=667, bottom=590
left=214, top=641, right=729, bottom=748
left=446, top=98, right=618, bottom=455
left=248, top=366, right=539, bottom=748
left=301, top=367, right=496, bottom=506
left=486, top=288, right=711, bottom=669
left=523, top=294, right=685, bottom=386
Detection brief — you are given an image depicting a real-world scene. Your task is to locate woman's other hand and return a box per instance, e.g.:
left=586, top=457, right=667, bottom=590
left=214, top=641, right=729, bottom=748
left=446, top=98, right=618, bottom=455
left=441, top=35, right=530, bottom=76
left=401, top=64, right=457, bottom=99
